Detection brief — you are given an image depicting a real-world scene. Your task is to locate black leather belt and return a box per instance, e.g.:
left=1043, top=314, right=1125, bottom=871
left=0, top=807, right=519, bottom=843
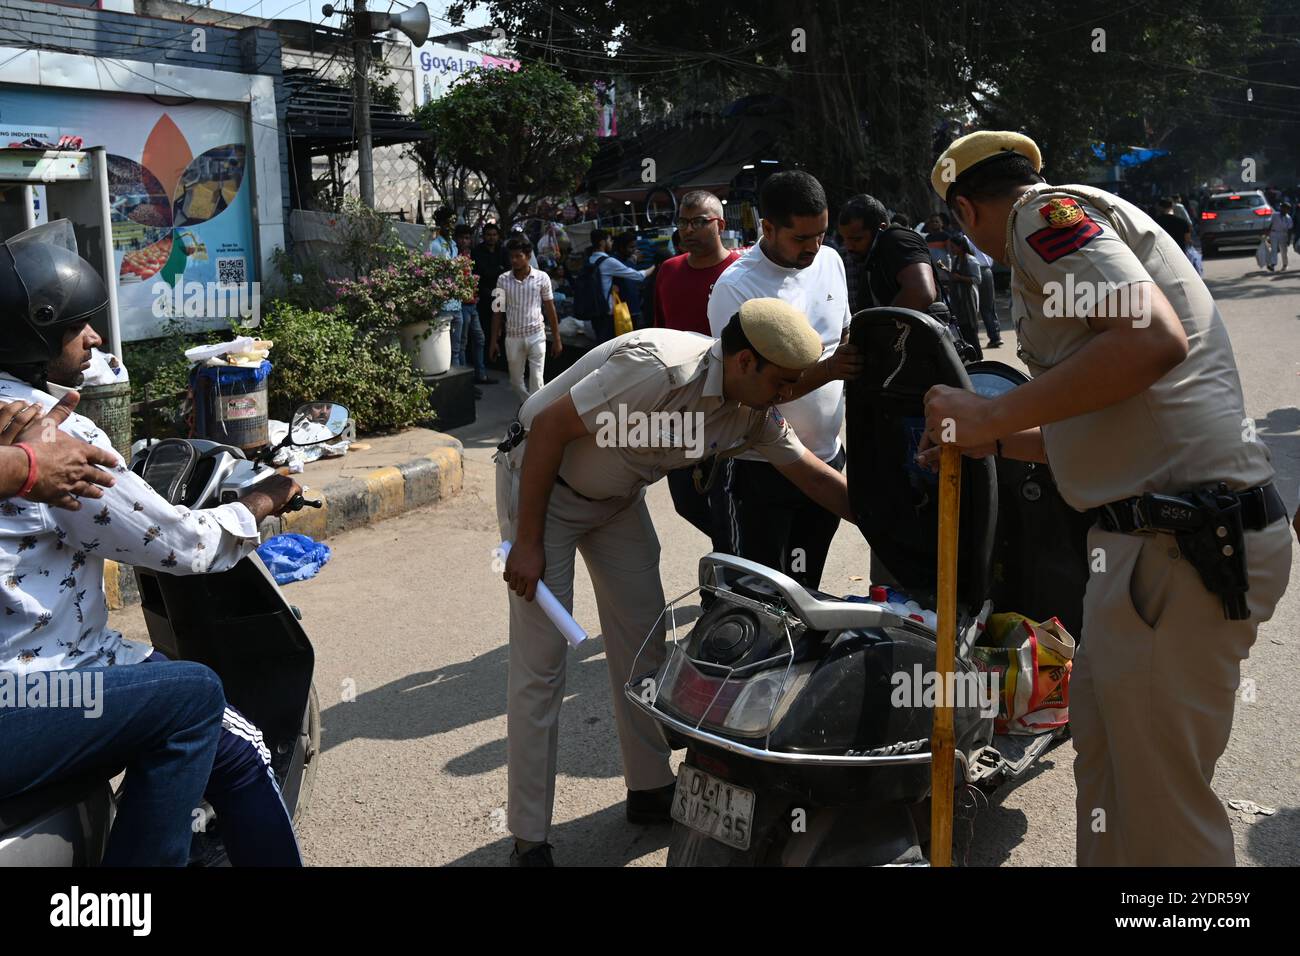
left=1095, top=482, right=1286, bottom=534
left=555, top=474, right=600, bottom=502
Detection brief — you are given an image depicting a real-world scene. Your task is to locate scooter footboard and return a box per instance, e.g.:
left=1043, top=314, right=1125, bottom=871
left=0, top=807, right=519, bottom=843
left=135, top=555, right=314, bottom=752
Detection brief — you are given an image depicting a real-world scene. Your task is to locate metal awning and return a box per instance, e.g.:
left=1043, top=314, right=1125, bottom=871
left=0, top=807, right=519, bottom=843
left=283, top=69, right=429, bottom=154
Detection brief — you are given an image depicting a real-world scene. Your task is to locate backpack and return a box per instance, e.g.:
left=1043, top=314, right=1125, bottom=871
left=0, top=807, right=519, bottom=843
left=574, top=253, right=611, bottom=324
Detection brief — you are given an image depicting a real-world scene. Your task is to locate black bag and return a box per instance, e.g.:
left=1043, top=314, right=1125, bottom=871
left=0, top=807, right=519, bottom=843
left=573, top=253, right=612, bottom=337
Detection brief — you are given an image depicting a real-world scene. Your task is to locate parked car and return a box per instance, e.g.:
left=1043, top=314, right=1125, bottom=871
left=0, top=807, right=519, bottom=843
left=1199, top=190, right=1272, bottom=256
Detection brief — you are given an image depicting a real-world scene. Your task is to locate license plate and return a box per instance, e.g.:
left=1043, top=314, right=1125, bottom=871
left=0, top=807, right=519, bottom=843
left=671, top=766, right=756, bottom=851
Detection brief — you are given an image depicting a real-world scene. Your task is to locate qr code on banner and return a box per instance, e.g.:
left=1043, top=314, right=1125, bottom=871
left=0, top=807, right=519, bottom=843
left=216, top=257, right=247, bottom=287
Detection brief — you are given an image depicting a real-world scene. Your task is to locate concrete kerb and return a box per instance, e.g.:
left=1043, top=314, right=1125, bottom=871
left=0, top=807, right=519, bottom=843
left=104, top=435, right=465, bottom=610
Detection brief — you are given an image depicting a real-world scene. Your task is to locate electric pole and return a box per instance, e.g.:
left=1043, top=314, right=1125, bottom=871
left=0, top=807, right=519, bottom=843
left=353, top=0, right=375, bottom=207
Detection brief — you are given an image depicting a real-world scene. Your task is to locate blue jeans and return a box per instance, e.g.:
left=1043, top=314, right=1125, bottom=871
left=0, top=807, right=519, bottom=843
left=446, top=308, right=465, bottom=367
left=460, top=303, right=486, bottom=377
left=143, top=651, right=302, bottom=867
left=0, top=659, right=225, bottom=866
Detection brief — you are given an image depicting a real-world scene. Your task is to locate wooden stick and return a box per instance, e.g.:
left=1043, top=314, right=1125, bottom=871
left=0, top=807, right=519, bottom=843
left=930, top=443, right=962, bottom=867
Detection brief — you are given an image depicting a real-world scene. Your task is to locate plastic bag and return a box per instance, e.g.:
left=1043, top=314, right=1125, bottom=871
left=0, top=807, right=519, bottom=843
left=256, top=533, right=331, bottom=585
left=1186, top=244, right=1204, bottom=276
left=612, top=285, right=634, bottom=337
left=1255, top=237, right=1268, bottom=269
left=972, top=612, right=1076, bottom=734
left=81, top=348, right=129, bottom=386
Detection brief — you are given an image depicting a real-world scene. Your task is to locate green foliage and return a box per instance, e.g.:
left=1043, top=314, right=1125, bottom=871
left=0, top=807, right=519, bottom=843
left=331, top=245, right=478, bottom=333
left=451, top=0, right=1289, bottom=209
left=256, top=300, right=432, bottom=433
left=416, top=63, right=599, bottom=224
left=324, top=195, right=411, bottom=279
left=124, top=318, right=220, bottom=439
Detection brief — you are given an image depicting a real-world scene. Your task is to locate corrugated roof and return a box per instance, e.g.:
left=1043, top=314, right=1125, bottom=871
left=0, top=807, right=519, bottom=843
left=283, top=68, right=429, bottom=152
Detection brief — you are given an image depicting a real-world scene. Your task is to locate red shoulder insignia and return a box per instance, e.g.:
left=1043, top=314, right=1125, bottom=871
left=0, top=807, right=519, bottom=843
left=1039, top=197, right=1085, bottom=228
left=1025, top=219, right=1103, bottom=264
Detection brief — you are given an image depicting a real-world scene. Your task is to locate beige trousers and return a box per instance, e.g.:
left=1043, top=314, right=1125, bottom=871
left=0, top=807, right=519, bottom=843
left=1072, top=520, right=1292, bottom=865
left=495, top=440, right=674, bottom=843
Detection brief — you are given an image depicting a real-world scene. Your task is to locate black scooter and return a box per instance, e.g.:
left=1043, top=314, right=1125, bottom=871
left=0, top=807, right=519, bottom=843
left=627, top=308, right=1092, bottom=866
left=0, top=402, right=347, bottom=866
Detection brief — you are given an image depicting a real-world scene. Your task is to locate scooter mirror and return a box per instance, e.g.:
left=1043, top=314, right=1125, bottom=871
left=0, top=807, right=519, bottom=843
left=289, top=402, right=350, bottom=446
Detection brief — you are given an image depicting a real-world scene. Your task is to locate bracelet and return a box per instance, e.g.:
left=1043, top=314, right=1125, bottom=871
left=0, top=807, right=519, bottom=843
left=15, top=442, right=38, bottom=498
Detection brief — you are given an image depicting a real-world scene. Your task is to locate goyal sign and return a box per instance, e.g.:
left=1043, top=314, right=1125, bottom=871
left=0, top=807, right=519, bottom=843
left=415, top=43, right=520, bottom=106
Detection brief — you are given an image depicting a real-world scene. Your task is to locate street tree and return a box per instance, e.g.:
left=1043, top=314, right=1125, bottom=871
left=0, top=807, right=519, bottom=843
left=414, top=63, right=599, bottom=227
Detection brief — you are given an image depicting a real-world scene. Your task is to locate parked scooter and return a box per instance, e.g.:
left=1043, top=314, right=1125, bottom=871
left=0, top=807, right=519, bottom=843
left=0, top=401, right=348, bottom=866
left=626, top=308, right=1092, bottom=866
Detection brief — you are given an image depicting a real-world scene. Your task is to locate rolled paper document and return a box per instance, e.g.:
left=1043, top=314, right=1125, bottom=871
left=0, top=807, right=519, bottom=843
left=498, top=541, right=588, bottom=647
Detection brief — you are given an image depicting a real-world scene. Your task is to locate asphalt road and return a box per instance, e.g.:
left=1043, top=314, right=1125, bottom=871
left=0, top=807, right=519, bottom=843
left=113, top=247, right=1300, bottom=866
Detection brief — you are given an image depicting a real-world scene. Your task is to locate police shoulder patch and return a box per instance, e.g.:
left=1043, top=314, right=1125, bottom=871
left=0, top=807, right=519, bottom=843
left=1039, top=197, right=1085, bottom=228
left=1025, top=218, right=1103, bottom=264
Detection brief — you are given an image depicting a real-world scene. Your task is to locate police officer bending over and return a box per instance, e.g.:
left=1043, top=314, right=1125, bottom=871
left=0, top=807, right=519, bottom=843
left=496, top=300, right=854, bottom=866
left=919, top=131, right=1292, bottom=867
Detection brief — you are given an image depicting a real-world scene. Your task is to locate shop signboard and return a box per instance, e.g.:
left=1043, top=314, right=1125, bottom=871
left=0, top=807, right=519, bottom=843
left=0, top=86, right=257, bottom=341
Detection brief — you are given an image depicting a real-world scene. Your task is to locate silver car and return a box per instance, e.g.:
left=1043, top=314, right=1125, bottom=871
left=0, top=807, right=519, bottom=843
left=1199, top=190, right=1273, bottom=255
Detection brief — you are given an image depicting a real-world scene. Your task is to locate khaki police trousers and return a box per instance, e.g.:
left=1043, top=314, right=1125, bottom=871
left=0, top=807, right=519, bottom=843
left=495, top=441, right=674, bottom=843
left=1072, top=520, right=1292, bottom=866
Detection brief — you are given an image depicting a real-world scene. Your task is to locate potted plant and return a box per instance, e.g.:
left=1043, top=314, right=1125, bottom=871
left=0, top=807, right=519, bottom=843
left=331, top=245, right=478, bottom=375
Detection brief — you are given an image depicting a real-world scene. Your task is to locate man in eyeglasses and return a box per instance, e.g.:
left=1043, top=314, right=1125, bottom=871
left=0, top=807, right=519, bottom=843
left=653, top=191, right=742, bottom=544
left=653, top=191, right=740, bottom=335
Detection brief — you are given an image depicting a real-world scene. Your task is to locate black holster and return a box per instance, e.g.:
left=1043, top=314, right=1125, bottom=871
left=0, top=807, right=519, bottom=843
left=1173, top=485, right=1250, bottom=621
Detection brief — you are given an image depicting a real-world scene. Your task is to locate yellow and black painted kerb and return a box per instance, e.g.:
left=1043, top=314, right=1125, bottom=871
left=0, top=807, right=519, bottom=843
left=102, top=436, right=464, bottom=610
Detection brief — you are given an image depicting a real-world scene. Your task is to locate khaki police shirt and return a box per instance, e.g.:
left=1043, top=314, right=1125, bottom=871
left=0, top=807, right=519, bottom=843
left=518, top=329, right=806, bottom=501
left=1006, top=183, right=1273, bottom=511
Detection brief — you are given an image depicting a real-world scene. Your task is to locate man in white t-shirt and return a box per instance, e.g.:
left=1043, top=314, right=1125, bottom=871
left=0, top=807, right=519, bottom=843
left=706, top=171, right=863, bottom=589
left=491, top=236, right=563, bottom=404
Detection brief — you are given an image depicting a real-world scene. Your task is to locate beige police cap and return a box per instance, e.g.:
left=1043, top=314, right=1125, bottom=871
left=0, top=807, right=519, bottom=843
left=738, top=298, right=823, bottom=369
left=930, top=130, right=1043, bottom=202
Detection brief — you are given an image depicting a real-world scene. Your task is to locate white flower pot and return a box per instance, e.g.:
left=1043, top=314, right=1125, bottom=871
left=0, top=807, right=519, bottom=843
left=401, top=318, right=451, bottom=375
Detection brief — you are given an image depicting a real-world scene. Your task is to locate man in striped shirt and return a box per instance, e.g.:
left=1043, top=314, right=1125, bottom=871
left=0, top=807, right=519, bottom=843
left=490, top=236, right=562, bottom=404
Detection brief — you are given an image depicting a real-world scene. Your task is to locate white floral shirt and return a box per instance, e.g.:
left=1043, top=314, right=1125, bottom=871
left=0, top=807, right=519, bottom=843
left=0, top=373, right=261, bottom=674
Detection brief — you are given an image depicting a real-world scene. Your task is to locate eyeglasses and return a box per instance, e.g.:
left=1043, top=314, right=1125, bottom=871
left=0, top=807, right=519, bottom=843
left=675, top=216, right=724, bottom=231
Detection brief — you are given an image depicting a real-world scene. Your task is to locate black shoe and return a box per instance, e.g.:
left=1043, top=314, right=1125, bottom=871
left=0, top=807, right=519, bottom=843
left=475, top=375, right=499, bottom=385
left=626, top=780, right=677, bottom=825
left=987, top=338, right=1004, bottom=348
left=509, top=842, right=554, bottom=867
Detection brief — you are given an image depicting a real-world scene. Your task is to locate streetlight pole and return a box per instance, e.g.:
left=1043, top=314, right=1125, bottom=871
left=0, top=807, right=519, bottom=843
left=352, top=0, right=375, bottom=207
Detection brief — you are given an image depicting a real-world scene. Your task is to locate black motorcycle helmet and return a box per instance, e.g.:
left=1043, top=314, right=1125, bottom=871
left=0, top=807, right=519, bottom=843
left=0, top=220, right=109, bottom=375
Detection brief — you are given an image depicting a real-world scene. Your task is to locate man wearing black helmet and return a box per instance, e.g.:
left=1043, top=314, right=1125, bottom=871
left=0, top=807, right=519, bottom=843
left=0, top=221, right=307, bottom=865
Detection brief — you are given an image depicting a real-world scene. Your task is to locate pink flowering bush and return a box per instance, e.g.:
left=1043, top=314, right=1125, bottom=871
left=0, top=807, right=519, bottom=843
left=331, top=244, right=478, bottom=333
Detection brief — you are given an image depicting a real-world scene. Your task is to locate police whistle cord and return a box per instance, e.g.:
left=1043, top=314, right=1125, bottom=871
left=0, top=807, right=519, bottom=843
left=1095, top=482, right=1286, bottom=620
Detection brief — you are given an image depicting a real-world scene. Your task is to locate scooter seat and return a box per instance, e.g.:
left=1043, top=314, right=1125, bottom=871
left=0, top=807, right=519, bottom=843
left=0, top=771, right=110, bottom=833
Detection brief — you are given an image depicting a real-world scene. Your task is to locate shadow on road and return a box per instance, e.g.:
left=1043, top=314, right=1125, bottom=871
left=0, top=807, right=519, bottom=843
left=960, top=751, right=1068, bottom=867
left=319, top=604, right=703, bottom=780
left=1256, top=406, right=1300, bottom=511
left=445, top=802, right=673, bottom=866
left=1245, top=806, right=1300, bottom=865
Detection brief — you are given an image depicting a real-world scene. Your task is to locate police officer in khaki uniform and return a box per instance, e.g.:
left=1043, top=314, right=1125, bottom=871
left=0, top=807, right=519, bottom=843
left=918, top=131, right=1292, bottom=866
left=497, top=300, right=855, bottom=866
